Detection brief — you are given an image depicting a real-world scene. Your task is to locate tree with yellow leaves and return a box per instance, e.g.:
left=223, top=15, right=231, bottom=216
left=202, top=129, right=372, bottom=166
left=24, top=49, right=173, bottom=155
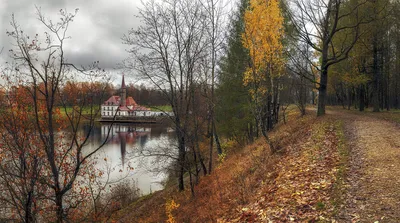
left=242, top=0, right=284, bottom=150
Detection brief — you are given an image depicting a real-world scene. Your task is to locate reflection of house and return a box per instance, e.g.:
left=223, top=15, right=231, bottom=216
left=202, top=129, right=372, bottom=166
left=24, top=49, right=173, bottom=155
left=101, top=124, right=152, bottom=166
left=101, top=75, right=157, bottom=118
left=101, top=125, right=152, bottom=137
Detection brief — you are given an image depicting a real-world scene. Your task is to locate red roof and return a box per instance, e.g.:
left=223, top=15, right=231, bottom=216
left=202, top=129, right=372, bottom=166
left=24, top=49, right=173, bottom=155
left=126, top=97, right=137, bottom=106
left=132, top=106, right=150, bottom=111
left=104, top=96, right=120, bottom=105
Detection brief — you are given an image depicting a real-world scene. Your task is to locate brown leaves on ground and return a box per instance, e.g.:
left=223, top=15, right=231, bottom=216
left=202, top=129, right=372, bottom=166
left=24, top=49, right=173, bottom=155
left=220, top=118, right=345, bottom=222
left=333, top=109, right=400, bottom=222
left=111, top=112, right=348, bottom=222
left=110, top=113, right=318, bottom=222
left=106, top=108, right=400, bottom=223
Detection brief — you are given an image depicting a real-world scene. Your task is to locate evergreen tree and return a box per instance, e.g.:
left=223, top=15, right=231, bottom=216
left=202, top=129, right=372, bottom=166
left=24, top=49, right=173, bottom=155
left=216, top=0, right=256, bottom=143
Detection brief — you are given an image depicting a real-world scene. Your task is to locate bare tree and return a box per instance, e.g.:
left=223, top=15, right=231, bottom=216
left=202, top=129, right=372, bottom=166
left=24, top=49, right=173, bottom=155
left=2, top=8, right=113, bottom=222
left=287, top=42, right=317, bottom=115
left=200, top=0, right=226, bottom=173
left=124, top=0, right=208, bottom=192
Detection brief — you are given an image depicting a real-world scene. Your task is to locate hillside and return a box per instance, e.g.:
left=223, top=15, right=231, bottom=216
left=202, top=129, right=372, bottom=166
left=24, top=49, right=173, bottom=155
left=108, top=107, right=400, bottom=222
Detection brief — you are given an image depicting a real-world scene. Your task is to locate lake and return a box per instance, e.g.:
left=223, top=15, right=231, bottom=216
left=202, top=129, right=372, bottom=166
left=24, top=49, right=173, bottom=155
left=82, top=122, right=176, bottom=195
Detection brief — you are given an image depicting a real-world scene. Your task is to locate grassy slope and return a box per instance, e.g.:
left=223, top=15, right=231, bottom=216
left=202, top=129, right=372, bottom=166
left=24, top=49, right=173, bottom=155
left=148, top=105, right=173, bottom=112
left=109, top=108, right=350, bottom=222
left=58, top=106, right=101, bottom=119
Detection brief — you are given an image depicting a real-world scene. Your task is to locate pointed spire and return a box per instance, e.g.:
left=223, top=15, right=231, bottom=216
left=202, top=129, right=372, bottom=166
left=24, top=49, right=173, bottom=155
left=121, top=74, right=126, bottom=89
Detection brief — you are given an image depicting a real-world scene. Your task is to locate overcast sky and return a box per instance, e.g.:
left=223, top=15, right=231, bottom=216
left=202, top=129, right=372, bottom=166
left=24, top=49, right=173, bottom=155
left=0, top=0, right=236, bottom=86
left=0, top=0, right=143, bottom=83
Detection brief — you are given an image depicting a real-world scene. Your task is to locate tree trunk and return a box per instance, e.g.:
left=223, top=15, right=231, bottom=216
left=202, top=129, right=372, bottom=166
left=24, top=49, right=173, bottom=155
left=193, top=98, right=207, bottom=176
left=213, top=123, right=222, bottom=155
left=372, top=37, right=380, bottom=112
left=261, top=128, right=275, bottom=152
left=189, top=170, right=195, bottom=197
left=208, top=122, right=214, bottom=174
left=248, top=122, right=254, bottom=143
left=192, top=145, right=199, bottom=185
left=178, top=135, right=185, bottom=191
left=195, top=138, right=207, bottom=176
left=24, top=192, right=34, bottom=223
left=359, top=85, right=365, bottom=111
left=267, top=95, right=272, bottom=130
left=347, top=87, right=352, bottom=110
left=317, top=67, right=328, bottom=116
left=56, top=193, right=63, bottom=223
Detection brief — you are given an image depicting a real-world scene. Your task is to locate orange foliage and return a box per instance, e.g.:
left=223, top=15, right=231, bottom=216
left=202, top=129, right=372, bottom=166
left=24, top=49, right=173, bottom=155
left=242, top=0, right=284, bottom=96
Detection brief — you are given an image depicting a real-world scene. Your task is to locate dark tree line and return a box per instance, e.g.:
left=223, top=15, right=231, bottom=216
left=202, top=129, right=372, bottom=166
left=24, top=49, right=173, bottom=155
left=326, top=0, right=400, bottom=112
left=58, top=81, right=169, bottom=107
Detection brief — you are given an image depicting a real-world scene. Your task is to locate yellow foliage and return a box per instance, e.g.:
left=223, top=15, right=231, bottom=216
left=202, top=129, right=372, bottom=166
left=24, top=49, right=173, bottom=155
left=242, top=0, right=284, bottom=93
left=165, top=199, right=180, bottom=223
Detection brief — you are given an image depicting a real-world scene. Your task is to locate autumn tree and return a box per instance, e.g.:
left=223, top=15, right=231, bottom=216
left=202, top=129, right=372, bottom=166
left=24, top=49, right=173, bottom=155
left=2, top=8, right=113, bottom=222
left=242, top=0, right=285, bottom=149
left=324, top=0, right=392, bottom=112
left=288, top=0, right=369, bottom=116
left=0, top=78, right=45, bottom=222
left=365, top=0, right=391, bottom=112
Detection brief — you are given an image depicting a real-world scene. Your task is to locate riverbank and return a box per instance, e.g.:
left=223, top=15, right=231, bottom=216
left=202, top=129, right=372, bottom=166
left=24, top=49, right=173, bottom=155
left=108, top=107, right=400, bottom=222
left=106, top=108, right=346, bottom=222
left=98, top=116, right=172, bottom=124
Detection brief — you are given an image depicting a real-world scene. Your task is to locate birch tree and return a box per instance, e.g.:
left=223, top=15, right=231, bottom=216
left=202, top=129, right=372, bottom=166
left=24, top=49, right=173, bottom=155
left=242, top=0, right=285, bottom=150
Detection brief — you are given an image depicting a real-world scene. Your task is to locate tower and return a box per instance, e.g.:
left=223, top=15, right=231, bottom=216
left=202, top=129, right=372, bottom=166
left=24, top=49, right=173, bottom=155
left=121, top=74, right=126, bottom=106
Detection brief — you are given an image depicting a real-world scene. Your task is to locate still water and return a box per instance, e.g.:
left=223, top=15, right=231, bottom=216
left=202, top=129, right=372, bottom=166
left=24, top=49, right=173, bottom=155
left=82, top=123, right=176, bottom=194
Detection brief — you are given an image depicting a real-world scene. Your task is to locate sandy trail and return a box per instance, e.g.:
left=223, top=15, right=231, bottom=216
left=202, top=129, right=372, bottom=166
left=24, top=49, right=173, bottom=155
left=333, top=110, right=400, bottom=222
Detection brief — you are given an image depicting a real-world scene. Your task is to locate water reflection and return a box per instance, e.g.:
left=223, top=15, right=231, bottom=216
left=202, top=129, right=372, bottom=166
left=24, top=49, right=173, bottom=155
left=101, top=125, right=152, bottom=167
left=83, top=123, right=176, bottom=194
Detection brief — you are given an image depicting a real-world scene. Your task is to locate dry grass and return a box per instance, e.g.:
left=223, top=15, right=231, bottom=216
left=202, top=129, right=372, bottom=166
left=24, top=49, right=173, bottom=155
left=221, top=116, right=346, bottom=222
left=109, top=109, right=347, bottom=223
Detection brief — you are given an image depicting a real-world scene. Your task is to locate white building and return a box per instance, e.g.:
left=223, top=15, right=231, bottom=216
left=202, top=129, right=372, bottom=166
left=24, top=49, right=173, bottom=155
left=101, top=75, right=171, bottom=118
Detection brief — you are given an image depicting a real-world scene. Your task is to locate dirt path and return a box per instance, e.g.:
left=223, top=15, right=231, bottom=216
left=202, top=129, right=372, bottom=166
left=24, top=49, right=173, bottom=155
left=333, top=110, right=400, bottom=222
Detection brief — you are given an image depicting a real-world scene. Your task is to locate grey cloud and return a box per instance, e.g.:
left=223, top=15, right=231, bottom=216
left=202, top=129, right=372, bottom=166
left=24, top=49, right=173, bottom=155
left=0, top=0, right=142, bottom=69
